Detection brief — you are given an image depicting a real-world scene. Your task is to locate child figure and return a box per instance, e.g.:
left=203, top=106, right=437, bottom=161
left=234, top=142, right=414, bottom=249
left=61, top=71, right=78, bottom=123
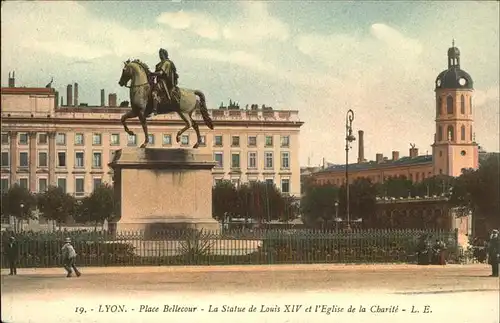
left=61, top=237, right=81, bottom=278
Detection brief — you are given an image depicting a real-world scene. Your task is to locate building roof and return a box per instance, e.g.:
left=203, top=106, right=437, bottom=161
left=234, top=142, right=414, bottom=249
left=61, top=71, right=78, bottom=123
left=1, top=87, right=55, bottom=95
left=316, top=155, right=433, bottom=174
left=435, top=68, right=474, bottom=90
left=435, top=44, right=473, bottom=90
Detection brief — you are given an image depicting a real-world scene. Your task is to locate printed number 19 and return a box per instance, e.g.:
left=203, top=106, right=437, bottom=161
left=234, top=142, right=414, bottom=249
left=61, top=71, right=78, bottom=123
left=75, top=307, right=85, bottom=314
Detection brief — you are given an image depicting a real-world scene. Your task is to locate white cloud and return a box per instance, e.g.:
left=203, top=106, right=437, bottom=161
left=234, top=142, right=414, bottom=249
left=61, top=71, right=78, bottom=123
left=1, top=2, right=178, bottom=61
left=156, top=3, right=289, bottom=44
left=157, top=10, right=220, bottom=40
left=370, top=23, right=423, bottom=58
left=185, top=48, right=277, bottom=73
left=222, top=2, right=289, bottom=43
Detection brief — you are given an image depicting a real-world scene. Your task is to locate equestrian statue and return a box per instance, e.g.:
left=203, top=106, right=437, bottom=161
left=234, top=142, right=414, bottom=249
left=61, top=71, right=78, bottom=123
left=118, top=48, right=214, bottom=148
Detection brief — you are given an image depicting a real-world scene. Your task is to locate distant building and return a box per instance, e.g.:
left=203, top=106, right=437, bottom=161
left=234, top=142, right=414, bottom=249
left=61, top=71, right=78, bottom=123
left=1, top=81, right=303, bottom=230
left=309, top=42, right=479, bottom=186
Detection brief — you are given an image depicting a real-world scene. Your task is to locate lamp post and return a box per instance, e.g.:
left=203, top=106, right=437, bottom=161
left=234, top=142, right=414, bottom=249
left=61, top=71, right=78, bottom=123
left=19, top=203, right=24, bottom=233
left=334, top=201, right=339, bottom=231
left=345, top=109, right=356, bottom=230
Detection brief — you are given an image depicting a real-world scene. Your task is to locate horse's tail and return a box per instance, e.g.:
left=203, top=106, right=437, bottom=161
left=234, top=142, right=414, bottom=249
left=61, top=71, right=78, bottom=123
left=195, top=90, right=214, bottom=130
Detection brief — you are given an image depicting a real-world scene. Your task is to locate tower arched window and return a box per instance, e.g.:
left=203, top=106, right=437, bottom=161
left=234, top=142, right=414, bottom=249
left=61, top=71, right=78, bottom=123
left=446, top=96, right=454, bottom=114
left=447, top=125, right=454, bottom=141
left=470, top=125, right=473, bottom=141
left=461, top=125, right=466, bottom=141
left=438, top=125, right=443, bottom=141
left=436, top=97, right=442, bottom=116
left=470, top=97, right=473, bottom=114
left=460, top=95, right=465, bottom=114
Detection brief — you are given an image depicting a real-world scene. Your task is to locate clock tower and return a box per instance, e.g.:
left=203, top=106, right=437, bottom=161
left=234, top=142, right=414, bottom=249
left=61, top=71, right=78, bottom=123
left=432, top=41, right=478, bottom=176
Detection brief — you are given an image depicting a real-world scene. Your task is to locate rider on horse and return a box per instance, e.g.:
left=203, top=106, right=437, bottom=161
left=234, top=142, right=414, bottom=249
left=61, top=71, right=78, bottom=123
left=151, top=48, right=180, bottom=115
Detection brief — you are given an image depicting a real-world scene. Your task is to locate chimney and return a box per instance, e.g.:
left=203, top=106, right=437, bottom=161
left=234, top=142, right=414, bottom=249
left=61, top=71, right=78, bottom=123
left=409, top=147, right=419, bottom=158
left=100, top=89, right=105, bottom=106
left=54, top=91, right=59, bottom=109
left=8, top=71, right=15, bottom=87
left=74, top=83, right=79, bottom=106
left=376, top=153, right=384, bottom=163
left=66, top=84, right=73, bottom=106
left=108, top=93, right=117, bottom=107
left=357, top=130, right=365, bottom=163
left=392, top=151, right=400, bottom=161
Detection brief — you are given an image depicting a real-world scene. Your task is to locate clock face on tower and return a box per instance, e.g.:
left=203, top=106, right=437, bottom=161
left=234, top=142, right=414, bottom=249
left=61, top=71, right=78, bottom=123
left=459, top=78, right=467, bottom=86
left=436, top=79, right=442, bottom=87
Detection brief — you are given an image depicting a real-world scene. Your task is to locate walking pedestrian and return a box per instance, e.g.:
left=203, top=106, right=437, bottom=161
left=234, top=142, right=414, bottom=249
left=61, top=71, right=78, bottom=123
left=61, top=237, right=81, bottom=278
left=5, top=236, right=18, bottom=275
left=487, top=229, right=499, bottom=277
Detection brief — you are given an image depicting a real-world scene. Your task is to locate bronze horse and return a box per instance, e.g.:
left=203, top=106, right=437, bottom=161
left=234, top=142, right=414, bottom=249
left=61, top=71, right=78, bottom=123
left=118, top=59, right=214, bottom=148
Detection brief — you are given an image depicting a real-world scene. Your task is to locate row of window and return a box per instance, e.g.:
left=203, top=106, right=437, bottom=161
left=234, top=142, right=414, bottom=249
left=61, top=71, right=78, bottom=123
left=437, top=95, right=472, bottom=116
left=1, top=132, right=291, bottom=148
left=214, top=151, right=290, bottom=169
left=437, top=124, right=472, bottom=142
left=316, top=171, right=434, bottom=186
left=1, top=150, right=292, bottom=170
left=214, top=178, right=291, bottom=194
left=0, top=177, right=103, bottom=196
left=1, top=151, right=104, bottom=169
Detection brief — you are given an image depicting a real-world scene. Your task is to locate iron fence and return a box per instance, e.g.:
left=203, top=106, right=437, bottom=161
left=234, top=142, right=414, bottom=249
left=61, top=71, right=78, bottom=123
left=1, top=228, right=473, bottom=268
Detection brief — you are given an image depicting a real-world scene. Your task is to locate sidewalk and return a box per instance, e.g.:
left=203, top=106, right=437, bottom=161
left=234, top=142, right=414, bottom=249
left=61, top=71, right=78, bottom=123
left=1, top=263, right=486, bottom=276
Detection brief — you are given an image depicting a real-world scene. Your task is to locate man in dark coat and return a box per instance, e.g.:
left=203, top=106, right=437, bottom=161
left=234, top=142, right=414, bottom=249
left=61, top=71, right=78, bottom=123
left=487, top=229, right=499, bottom=277
left=432, top=239, right=447, bottom=265
left=416, top=234, right=431, bottom=265
left=5, top=236, right=18, bottom=275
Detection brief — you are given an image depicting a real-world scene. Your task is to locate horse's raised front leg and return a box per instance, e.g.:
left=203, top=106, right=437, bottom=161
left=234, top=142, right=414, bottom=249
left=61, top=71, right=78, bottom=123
left=137, top=112, right=149, bottom=148
left=176, top=111, right=192, bottom=144
left=121, top=110, right=138, bottom=136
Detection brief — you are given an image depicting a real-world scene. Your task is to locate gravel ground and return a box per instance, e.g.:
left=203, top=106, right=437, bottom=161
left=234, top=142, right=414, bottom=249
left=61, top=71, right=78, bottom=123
left=2, top=263, right=498, bottom=294
left=1, top=264, right=499, bottom=323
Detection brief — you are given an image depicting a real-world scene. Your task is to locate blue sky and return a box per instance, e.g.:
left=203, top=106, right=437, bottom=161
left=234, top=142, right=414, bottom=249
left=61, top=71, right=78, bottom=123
left=2, top=1, right=499, bottom=166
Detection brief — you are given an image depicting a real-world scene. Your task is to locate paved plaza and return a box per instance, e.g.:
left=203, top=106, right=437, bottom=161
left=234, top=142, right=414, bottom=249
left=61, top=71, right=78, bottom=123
left=1, top=264, right=499, bottom=323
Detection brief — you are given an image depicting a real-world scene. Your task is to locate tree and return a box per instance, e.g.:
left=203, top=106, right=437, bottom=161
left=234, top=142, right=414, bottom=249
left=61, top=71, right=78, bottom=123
left=413, top=175, right=455, bottom=197
left=235, top=181, right=289, bottom=224
left=2, top=184, right=37, bottom=232
left=76, top=183, right=116, bottom=230
left=37, top=186, right=77, bottom=230
left=280, top=194, right=300, bottom=223
left=450, top=155, right=500, bottom=237
left=339, top=178, right=378, bottom=226
left=257, top=181, right=290, bottom=223
left=382, top=175, right=414, bottom=198
left=213, top=181, right=292, bottom=225
left=212, top=180, right=239, bottom=221
left=300, top=183, right=339, bottom=228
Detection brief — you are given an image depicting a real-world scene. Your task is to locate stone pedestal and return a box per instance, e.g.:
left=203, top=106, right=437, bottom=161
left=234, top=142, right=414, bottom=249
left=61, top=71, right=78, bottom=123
left=109, top=148, right=220, bottom=234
